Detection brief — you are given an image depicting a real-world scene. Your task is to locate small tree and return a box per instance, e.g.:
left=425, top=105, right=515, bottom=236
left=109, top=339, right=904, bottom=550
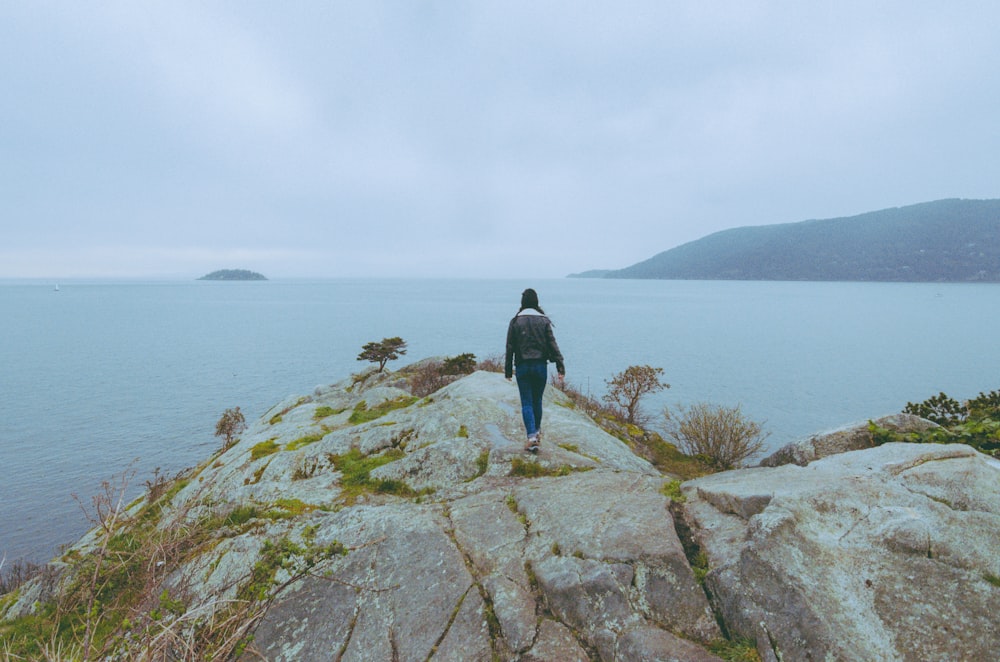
left=216, top=406, right=247, bottom=450
left=604, top=365, right=669, bottom=425
left=663, top=402, right=769, bottom=470
left=357, top=336, right=408, bottom=372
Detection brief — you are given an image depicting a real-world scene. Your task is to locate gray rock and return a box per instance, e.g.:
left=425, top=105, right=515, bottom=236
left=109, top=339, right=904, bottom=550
left=759, top=413, right=937, bottom=467
left=682, top=442, right=1000, bottom=661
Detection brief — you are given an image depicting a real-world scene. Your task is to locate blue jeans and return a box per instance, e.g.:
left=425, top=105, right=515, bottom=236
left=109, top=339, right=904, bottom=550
left=515, top=360, right=548, bottom=438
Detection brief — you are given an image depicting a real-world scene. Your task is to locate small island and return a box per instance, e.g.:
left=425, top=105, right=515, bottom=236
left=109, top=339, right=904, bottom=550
left=197, top=269, right=267, bottom=281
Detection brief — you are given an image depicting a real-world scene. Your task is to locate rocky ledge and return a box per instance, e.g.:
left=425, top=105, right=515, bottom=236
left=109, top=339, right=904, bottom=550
left=3, top=366, right=999, bottom=661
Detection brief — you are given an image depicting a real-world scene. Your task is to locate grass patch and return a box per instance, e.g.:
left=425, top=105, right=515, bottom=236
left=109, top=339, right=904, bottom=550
left=287, top=432, right=325, bottom=451
left=313, top=406, right=345, bottom=420
left=267, top=498, right=319, bottom=518
left=348, top=396, right=418, bottom=425
left=691, top=550, right=709, bottom=585
left=709, top=637, right=762, bottom=662
left=509, top=457, right=593, bottom=478
left=474, top=450, right=489, bottom=478
left=457, top=424, right=469, bottom=438
left=328, top=448, right=431, bottom=500
left=250, top=438, right=280, bottom=460
left=984, top=572, right=1000, bottom=587
left=557, top=442, right=579, bottom=452
left=660, top=479, right=687, bottom=503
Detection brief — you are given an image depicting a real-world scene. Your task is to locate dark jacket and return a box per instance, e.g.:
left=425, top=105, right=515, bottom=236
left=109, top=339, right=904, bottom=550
left=505, top=309, right=565, bottom=379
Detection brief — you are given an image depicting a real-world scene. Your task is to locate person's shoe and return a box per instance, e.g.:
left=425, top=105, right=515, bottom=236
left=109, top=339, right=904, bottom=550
left=525, top=433, right=539, bottom=452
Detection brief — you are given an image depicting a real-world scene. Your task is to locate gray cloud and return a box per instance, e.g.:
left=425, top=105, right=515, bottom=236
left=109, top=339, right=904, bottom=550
left=2, top=1, right=998, bottom=278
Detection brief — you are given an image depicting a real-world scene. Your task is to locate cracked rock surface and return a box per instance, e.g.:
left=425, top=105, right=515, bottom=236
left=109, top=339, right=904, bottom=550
left=682, top=441, right=1000, bottom=662
left=9, top=365, right=998, bottom=662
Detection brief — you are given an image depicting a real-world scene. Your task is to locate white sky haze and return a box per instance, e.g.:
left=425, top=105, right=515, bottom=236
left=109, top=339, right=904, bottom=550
left=3, top=2, right=999, bottom=278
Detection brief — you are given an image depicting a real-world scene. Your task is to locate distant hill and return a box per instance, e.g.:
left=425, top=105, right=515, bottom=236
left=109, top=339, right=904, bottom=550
left=197, top=269, right=267, bottom=281
left=573, top=199, right=1000, bottom=282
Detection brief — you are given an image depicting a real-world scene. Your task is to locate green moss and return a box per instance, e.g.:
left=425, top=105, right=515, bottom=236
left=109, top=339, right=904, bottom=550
left=348, top=396, right=418, bottom=425
left=269, top=413, right=283, bottom=425
left=251, top=438, right=280, bottom=460
left=509, top=457, right=593, bottom=478
left=984, top=572, right=1000, bottom=587
left=660, top=479, right=687, bottom=503
left=557, top=442, right=579, bottom=452
left=457, top=424, right=469, bottom=438
left=286, top=432, right=325, bottom=451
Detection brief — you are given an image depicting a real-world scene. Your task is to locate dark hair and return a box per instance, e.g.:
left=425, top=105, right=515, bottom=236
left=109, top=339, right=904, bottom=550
left=519, top=288, right=545, bottom=314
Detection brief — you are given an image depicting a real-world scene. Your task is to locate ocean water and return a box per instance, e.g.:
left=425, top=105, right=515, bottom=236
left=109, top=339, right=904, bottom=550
left=2, top=278, right=998, bottom=565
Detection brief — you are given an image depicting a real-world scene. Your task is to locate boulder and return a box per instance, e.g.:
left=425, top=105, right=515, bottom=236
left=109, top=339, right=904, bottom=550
left=759, top=413, right=937, bottom=467
left=681, top=442, right=1000, bottom=661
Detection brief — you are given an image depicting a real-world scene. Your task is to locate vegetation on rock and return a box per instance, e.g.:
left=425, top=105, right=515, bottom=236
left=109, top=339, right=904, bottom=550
left=356, top=336, right=408, bottom=372
left=870, top=388, right=1000, bottom=457
left=664, top=402, right=769, bottom=470
left=215, top=406, right=246, bottom=450
left=603, top=365, right=669, bottom=425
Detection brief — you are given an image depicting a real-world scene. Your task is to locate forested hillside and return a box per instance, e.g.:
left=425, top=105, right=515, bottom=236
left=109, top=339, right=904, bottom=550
left=579, top=199, right=1000, bottom=281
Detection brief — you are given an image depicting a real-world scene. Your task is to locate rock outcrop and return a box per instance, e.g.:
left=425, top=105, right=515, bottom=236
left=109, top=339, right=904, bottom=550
left=758, top=413, right=938, bottom=467
left=681, top=442, right=1000, bottom=661
left=4, top=366, right=999, bottom=661
left=2, top=369, right=720, bottom=660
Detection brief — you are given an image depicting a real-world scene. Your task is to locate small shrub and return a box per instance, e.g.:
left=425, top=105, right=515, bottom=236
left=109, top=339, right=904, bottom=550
left=409, top=361, right=450, bottom=397
left=442, top=353, right=477, bottom=375
left=871, top=387, right=1000, bottom=458
left=0, top=558, right=44, bottom=596
left=476, top=353, right=505, bottom=373
left=664, top=403, right=768, bottom=470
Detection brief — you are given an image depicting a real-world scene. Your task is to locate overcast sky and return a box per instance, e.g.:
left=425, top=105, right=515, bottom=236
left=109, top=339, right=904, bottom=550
left=2, top=2, right=999, bottom=279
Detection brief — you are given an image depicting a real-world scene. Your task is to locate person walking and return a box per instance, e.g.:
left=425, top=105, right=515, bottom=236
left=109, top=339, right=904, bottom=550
left=505, top=288, right=565, bottom=452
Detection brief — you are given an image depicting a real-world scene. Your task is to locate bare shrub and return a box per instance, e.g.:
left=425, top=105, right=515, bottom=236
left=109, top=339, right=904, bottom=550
left=408, top=360, right=450, bottom=397
left=0, top=555, right=44, bottom=595
left=215, top=406, right=247, bottom=450
left=476, top=353, right=505, bottom=373
left=663, top=402, right=769, bottom=470
left=603, top=365, right=669, bottom=425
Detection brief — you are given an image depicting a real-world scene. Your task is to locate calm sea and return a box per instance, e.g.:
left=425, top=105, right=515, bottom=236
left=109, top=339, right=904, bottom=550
left=2, top=278, right=998, bottom=564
